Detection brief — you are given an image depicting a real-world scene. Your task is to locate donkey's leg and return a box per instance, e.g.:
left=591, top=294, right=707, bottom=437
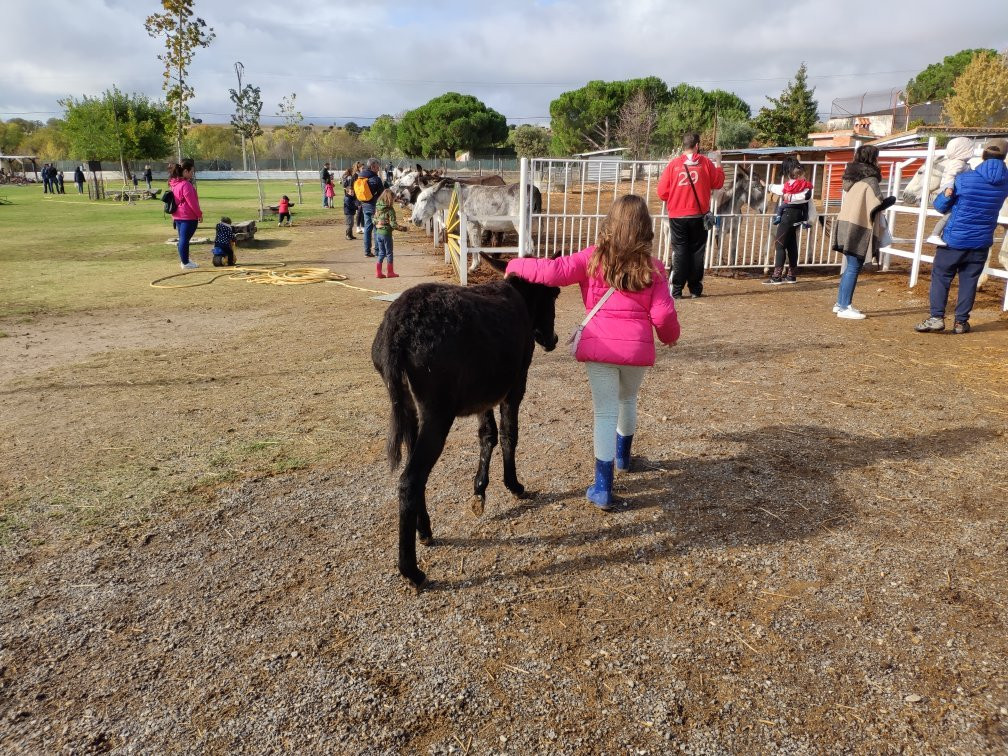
left=472, top=410, right=498, bottom=515
left=727, top=217, right=739, bottom=267
left=397, top=413, right=452, bottom=588
left=499, top=390, right=531, bottom=499
left=468, top=221, right=482, bottom=271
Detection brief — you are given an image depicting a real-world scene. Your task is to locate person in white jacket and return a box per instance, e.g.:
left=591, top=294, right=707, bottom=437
left=927, top=137, right=975, bottom=245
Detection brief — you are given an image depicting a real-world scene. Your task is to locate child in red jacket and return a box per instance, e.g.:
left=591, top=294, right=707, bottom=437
left=277, top=195, right=292, bottom=226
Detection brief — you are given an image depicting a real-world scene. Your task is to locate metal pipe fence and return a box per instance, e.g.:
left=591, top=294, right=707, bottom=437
left=521, top=151, right=1007, bottom=309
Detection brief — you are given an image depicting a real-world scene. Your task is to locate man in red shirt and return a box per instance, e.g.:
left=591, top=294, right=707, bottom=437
left=657, top=133, right=725, bottom=298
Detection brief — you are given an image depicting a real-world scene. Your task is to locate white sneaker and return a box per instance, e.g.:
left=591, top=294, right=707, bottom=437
left=832, top=303, right=842, bottom=313
left=926, top=234, right=945, bottom=246
left=181, top=261, right=199, bottom=269
left=837, top=306, right=865, bottom=320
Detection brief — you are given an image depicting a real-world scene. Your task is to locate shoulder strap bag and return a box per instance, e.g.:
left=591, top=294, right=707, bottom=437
left=567, top=286, right=615, bottom=357
left=682, top=156, right=716, bottom=231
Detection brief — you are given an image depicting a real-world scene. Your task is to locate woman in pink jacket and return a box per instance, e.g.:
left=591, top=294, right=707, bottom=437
left=168, top=159, right=203, bottom=269
left=506, top=195, right=680, bottom=510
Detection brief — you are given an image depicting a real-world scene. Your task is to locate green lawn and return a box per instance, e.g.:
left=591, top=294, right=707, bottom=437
left=0, top=179, right=331, bottom=318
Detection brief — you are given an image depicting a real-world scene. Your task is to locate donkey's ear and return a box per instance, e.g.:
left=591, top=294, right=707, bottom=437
left=483, top=254, right=508, bottom=273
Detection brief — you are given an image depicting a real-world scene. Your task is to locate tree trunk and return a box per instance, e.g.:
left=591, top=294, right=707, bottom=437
left=292, top=145, right=303, bottom=205
left=250, top=139, right=265, bottom=220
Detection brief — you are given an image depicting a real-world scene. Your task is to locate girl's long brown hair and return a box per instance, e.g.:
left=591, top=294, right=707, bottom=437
left=587, top=194, right=655, bottom=291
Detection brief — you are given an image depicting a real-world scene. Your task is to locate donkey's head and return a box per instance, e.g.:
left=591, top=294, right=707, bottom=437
left=410, top=179, right=451, bottom=225
left=486, top=257, right=559, bottom=352
left=718, top=165, right=767, bottom=213
left=734, top=165, right=766, bottom=207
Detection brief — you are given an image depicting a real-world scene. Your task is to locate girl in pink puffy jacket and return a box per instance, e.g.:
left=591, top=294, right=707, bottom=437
left=167, top=159, right=203, bottom=269
left=506, top=195, right=680, bottom=510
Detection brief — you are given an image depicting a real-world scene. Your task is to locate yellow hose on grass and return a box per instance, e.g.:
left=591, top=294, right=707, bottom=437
left=150, top=263, right=388, bottom=295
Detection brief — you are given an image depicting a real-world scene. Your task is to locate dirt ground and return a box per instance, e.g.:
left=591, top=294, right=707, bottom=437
left=2, top=220, right=1008, bottom=754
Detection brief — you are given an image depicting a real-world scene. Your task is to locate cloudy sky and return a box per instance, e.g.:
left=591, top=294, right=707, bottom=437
left=4, top=0, right=1006, bottom=128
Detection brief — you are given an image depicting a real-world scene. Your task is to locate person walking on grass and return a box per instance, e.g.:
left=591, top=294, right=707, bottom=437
left=324, top=178, right=336, bottom=210
left=915, top=138, right=1008, bottom=335
left=74, top=165, right=85, bottom=194
left=277, top=195, right=292, bottom=226
left=505, top=195, right=680, bottom=511
left=831, top=145, right=895, bottom=320
left=144, top=164, right=153, bottom=191
left=341, top=168, right=358, bottom=240
left=319, top=161, right=332, bottom=208
left=657, top=132, right=725, bottom=299
left=168, top=159, right=203, bottom=270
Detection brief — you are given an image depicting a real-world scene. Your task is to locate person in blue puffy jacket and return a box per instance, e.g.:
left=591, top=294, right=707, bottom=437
left=915, top=138, right=1008, bottom=335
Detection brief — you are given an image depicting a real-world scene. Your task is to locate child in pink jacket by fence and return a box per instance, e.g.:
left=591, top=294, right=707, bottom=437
left=506, top=195, right=680, bottom=510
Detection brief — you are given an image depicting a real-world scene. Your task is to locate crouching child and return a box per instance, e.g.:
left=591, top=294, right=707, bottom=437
left=212, top=216, right=236, bottom=267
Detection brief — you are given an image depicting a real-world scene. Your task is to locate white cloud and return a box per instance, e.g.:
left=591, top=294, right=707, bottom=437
left=3, top=0, right=1006, bottom=126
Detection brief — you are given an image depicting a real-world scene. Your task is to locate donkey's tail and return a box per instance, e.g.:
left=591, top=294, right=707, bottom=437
left=382, top=346, right=417, bottom=471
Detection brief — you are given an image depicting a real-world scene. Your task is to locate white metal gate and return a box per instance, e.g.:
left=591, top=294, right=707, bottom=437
left=524, top=150, right=1007, bottom=310
left=527, top=156, right=846, bottom=271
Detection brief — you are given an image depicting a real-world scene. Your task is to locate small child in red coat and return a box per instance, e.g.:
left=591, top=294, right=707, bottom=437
left=277, top=195, right=292, bottom=226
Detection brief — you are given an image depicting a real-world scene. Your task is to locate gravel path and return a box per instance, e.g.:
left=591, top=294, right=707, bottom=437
left=2, top=242, right=1007, bottom=753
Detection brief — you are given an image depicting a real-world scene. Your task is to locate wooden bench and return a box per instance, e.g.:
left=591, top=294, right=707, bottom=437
left=263, top=203, right=295, bottom=220
left=109, top=188, right=161, bottom=202
left=231, top=220, right=257, bottom=242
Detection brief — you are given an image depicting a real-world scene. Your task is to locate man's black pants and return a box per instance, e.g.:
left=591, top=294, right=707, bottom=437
left=668, top=216, right=708, bottom=296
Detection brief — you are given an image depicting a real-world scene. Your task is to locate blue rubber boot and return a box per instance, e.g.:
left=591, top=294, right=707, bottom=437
left=615, top=433, right=634, bottom=472
left=586, top=458, right=615, bottom=511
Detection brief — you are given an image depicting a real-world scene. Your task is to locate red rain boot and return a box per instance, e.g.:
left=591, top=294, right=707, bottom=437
left=385, top=261, right=399, bottom=278
left=375, top=262, right=386, bottom=279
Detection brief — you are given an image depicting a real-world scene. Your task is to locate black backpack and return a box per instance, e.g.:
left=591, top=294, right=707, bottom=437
left=162, top=189, right=178, bottom=214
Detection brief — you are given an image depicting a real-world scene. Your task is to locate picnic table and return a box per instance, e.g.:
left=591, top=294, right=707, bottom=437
left=263, top=203, right=295, bottom=219
left=109, top=188, right=161, bottom=202
left=231, top=220, right=257, bottom=242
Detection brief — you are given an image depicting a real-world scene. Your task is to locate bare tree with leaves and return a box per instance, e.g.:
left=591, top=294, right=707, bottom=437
left=615, top=89, right=658, bottom=161
left=145, top=0, right=215, bottom=162
left=230, top=68, right=265, bottom=218
left=277, top=93, right=304, bottom=205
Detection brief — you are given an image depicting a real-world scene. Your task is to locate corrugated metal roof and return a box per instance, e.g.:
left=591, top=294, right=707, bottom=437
left=720, top=146, right=837, bottom=156
left=871, top=127, right=1008, bottom=148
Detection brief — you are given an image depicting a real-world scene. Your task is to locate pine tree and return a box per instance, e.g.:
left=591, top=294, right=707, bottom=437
left=944, top=51, right=1008, bottom=126
left=753, top=63, right=819, bottom=146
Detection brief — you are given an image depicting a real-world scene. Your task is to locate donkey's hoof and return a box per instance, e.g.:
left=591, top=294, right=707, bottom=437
left=510, top=485, right=534, bottom=500
left=402, top=569, right=427, bottom=593
left=418, top=531, right=435, bottom=546
left=471, top=494, right=485, bottom=516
